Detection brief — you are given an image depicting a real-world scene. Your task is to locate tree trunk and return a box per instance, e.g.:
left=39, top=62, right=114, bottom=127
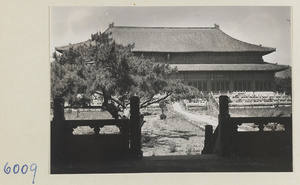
left=102, top=88, right=119, bottom=119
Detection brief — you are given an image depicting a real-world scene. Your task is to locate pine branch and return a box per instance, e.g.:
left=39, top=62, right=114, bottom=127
left=94, top=90, right=125, bottom=110
left=110, top=97, right=126, bottom=110
left=140, top=92, right=171, bottom=108
left=140, top=94, right=155, bottom=107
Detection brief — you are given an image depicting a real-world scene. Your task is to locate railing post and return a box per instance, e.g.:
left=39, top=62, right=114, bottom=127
left=51, top=98, right=66, bottom=168
left=202, top=125, right=213, bottom=154
left=285, top=114, right=292, bottom=133
left=53, top=97, right=65, bottom=122
left=285, top=114, right=293, bottom=159
left=218, top=95, right=235, bottom=156
left=130, top=96, right=143, bottom=158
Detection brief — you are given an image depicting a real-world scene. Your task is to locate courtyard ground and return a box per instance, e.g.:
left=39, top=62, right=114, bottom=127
left=141, top=110, right=206, bottom=156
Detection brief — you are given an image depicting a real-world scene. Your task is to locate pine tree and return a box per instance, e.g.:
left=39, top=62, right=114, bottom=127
left=51, top=32, right=199, bottom=119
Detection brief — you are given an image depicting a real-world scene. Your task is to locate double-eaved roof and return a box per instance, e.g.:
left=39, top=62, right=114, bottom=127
left=55, top=25, right=287, bottom=72
left=56, top=25, right=275, bottom=54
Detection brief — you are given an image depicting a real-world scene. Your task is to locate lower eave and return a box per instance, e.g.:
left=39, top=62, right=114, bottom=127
left=132, top=50, right=274, bottom=55
left=169, top=63, right=288, bottom=72
left=56, top=47, right=274, bottom=55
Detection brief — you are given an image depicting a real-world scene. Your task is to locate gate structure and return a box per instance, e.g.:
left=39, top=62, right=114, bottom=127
left=51, top=96, right=142, bottom=169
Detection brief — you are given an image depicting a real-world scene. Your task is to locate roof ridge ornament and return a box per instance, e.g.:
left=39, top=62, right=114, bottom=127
left=109, top=22, right=114, bottom=28
left=214, top=23, right=220, bottom=29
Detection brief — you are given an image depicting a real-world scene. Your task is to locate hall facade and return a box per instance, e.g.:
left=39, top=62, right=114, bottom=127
left=56, top=23, right=288, bottom=94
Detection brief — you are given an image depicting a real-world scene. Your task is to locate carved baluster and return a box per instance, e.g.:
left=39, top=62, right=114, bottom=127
left=234, top=120, right=240, bottom=132
left=94, top=126, right=100, bottom=135
left=70, top=125, right=77, bottom=136
left=258, top=122, right=264, bottom=132
left=118, top=125, right=123, bottom=134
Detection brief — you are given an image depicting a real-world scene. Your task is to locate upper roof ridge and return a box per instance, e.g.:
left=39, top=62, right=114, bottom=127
left=110, top=26, right=217, bottom=30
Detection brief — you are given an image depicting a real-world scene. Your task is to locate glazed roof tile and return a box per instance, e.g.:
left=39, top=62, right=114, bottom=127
left=104, top=26, right=275, bottom=53
left=56, top=26, right=275, bottom=54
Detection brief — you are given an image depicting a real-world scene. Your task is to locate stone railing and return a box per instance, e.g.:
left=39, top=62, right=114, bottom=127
left=51, top=96, right=142, bottom=169
left=202, top=95, right=292, bottom=160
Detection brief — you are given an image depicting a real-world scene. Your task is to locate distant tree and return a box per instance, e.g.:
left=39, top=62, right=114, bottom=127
left=51, top=31, right=199, bottom=119
left=275, top=76, right=292, bottom=95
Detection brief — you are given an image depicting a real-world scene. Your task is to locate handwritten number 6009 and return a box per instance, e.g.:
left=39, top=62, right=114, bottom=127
left=4, top=163, right=37, bottom=184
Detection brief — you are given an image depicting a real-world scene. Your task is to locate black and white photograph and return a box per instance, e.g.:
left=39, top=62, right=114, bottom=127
left=4, top=2, right=300, bottom=184
left=50, top=6, right=292, bottom=174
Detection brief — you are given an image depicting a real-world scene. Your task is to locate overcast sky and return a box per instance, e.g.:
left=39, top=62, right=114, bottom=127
left=50, top=6, right=291, bottom=66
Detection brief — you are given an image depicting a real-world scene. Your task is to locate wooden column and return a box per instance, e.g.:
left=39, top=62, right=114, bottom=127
left=229, top=73, right=234, bottom=92
left=130, top=96, right=143, bottom=158
left=207, top=72, right=211, bottom=92
left=251, top=73, right=255, bottom=91
left=271, top=72, right=276, bottom=91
